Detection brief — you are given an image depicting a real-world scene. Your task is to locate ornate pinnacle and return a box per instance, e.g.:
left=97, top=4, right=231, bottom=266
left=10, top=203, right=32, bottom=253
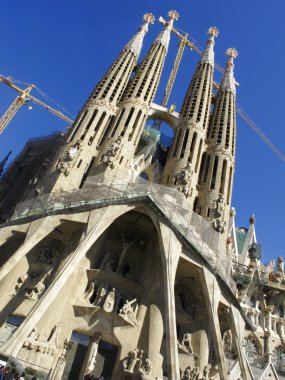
left=168, top=10, right=179, bottom=21
left=143, top=13, right=155, bottom=24
left=249, top=214, right=256, bottom=224
left=208, top=27, right=219, bottom=37
left=230, top=207, right=236, bottom=217
left=226, top=47, right=238, bottom=59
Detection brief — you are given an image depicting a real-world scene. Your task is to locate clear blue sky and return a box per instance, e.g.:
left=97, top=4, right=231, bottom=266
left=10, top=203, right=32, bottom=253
left=0, top=0, right=284, bottom=264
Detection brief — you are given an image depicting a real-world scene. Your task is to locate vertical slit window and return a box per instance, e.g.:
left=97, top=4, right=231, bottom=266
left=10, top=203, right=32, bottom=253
left=210, top=156, right=219, bottom=190
left=172, top=129, right=182, bottom=158
left=195, top=139, right=203, bottom=173
left=202, top=154, right=211, bottom=184
left=129, top=110, right=142, bottom=140
left=219, top=160, right=227, bottom=195
left=69, top=110, right=88, bottom=141
left=94, top=111, right=106, bottom=132
left=198, top=152, right=206, bottom=185
left=227, top=167, right=233, bottom=204
left=180, top=129, right=189, bottom=158
left=111, top=109, right=125, bottom=138
left=98, top=116, right=115, bottom=146
left=189, top=132, right=197, bottom=163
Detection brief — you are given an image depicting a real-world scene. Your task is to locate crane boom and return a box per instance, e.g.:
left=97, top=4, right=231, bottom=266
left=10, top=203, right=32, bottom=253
left=0, top=74, right=73, bottom=134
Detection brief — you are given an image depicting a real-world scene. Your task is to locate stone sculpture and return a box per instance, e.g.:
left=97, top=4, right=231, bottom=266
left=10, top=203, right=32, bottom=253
left=103, top=287, right=116, bottom=312
left=119, top=298, right=138, bottom=326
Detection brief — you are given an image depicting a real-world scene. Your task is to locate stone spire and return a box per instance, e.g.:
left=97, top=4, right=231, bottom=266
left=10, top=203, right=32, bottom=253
left=220, top=48, right=238, bottom=95
left=0, top=151, right=12, bottom=176
left=194, top=48, right=238, bottom=234
left=93, top=11, right=178, bottom=176
left=125, top=13, right=155, bottom=58
left=161, top=28, right=218, bottom=202
left=34, top=14, right=154, bottom=195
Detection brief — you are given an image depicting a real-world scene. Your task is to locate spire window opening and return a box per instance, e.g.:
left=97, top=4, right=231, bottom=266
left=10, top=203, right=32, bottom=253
left=227, top=167, right=233, bottom=204
left=68, top=109, right=88, bottom=142
left=94, top=111, right=106, bottom=133
left=210, top=156, right=219, bottom=190
left=172, top=130, right=182, bottom=158
left=110, top=109, right=125, bottom=138
left=129, top=110, right=142, bottom=141
left=98, top=115, right=116, bottom=146
left=77, top=159, right=83, bottom=168
left=180, top=129, right=189, bottom=158
left=198, top=152, right=206, bottom=185
left=203, top=154, right=211, bottom=184
left=219, top=160, right=227, bottom=195
left=195, top=139, right=203, bottom=173
left=188, top=132, right=197, bottom=163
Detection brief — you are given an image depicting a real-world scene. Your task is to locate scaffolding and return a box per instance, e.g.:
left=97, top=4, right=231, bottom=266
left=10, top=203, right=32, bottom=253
left=8, top=169, right=236, bottom=293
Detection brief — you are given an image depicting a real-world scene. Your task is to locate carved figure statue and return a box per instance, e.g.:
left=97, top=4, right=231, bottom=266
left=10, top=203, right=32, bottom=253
left=175, top=162, right=192, bottom=197
left=26, top=281, right=45, bottom=299
left=37, top=247, right=58, bottom=266
left=48, top=323, right=61, bottom=348
left=100, top=249, right=115, bottom=271
left=119, top=298, right=138, bottom=325
left=277, top=256, right=284, bottom=274
left=103, top=287, right=116, bottom=312
left=181, top=332, right=193, bottom=353
left=102, top=137, right=122, bottom=168
left=139, top=358, right=153, bottom=376
left=212, top=218, right=226, bottom=233
left=15, top=274, right=29, bottom=293
left=56, top=141, right=80, bottom=175
left=93, top=284, right=107, bottom=306
left=84, top=281, right=96, bottom=302
left=123, top=348, right=139, bottom=373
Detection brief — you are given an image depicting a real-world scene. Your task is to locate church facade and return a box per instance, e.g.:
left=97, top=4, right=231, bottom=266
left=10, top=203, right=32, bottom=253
left=0, top=10, right=284, bottom=380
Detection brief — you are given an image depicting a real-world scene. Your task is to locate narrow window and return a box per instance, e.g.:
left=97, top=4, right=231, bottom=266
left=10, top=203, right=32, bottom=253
left=219, top=160, right=227, bottom=195
left=195, top=139, right=203, bottom=173
left=180, top=129, right=189, bottom=158
left=227, top=167, right=233, bottom=204
left=172, top=130, right=182, bottom=157
left=210, top=156, right=219, bottom=190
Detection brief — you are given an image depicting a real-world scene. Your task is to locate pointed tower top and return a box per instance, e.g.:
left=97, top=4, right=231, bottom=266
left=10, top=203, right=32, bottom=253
left=125, top=13, right=155, bottom=58
left=200, top=26, right=219, bottom=67
left=220, top=47, right=238, bottom=95
left=155, top=10, right=179, bottom=52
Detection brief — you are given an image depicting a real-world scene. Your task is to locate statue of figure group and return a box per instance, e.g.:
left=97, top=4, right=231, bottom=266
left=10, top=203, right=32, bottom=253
left=123, top=348, right=152, bottom=377
left=176, top=162, right=192, bottom=197
left=102, top=137, right=122, bottom=168
left=181, top=364, right=209, bottom=380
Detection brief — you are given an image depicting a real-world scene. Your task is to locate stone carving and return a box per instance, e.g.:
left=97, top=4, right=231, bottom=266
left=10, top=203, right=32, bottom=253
left=181, top=365, right=201, bottom=380
left=84, top=281, right=96, bottom=302
left=100, top=249, right=116, bottom=271
left=272, top=345, right=285, bottom=371
left=103, top=287, right=116, bottom=312
left=180, top=333, right=193, bottom=353
left=119, top=298, right=139, bottom=326
left=175, top=162, right=192, bottom=197
left=210, top=195, right=226, bottom=233
left=85, top=333, right=101, bottom=375
left=93, top=284, right=107, bottom=306
left=276, top=256, right=284, bottom=274
left=117, top=234, right=137, bottom=273
left=102, top=137, right=122, bottom=168
left=23, top=324, right=61, bottom=355
left=123, top=349, right=152, bottom=377
left=223, top=330, right=232, bottom=353
left=37, top=247, right=58, bottom=266
left=15, top=274, right=29, bottom=293
left=26, top=281, right=46, bottom=299
left=57, top=140, right=81, bottom=175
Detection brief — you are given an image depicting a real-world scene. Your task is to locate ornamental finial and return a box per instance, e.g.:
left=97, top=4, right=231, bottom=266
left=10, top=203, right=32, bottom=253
left=143, top=13, right=155, bottom=25
left=226, top=47, right=238, bottom=59
left=230, top=207, right=236, bottom=217
left=249, top=214, right=256, bottom=225
left=168, top=10, right=179, bottom=21
left=208, top=27, right=219, bottom=38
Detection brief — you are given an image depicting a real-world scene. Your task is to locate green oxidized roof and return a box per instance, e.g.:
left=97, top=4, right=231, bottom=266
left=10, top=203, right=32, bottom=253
left=236, top=228, right=248, bottom=255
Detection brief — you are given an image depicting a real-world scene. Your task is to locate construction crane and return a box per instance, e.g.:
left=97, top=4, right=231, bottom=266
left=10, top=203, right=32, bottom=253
left=158, top=16, right=285, bottom=164
left=0, top=74, right=74, bottom=134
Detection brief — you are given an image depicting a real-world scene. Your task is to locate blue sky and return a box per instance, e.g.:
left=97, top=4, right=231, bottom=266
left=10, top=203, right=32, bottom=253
left=0, top=1, right=284, bottom=263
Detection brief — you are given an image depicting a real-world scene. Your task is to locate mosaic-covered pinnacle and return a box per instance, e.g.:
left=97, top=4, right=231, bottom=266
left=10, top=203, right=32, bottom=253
left=155, top=10, right=179, bottom=52
left=220, top=47, right=238, bottom=96
left=200, top=26, right=219, bottom=67
left=124, top=13, right=155, bottom=58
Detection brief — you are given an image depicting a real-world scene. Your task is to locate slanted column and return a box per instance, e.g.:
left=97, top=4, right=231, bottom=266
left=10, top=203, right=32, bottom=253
left=158, top=222, right=181, bottom=380
left=229, top=306, right=251, bottom=380
left=80, top=333, right=101, bottom=377
left=201, top=267, right=229, bottom=380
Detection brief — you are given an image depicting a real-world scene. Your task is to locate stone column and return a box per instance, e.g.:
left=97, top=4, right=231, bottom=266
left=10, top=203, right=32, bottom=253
left=158, top=222, right=181, bottom=380
left=49, top=340, right=73, bottom=380
left=0, top=216, right=61, bottom=285
left=229, top=306, right=251, bottom=380
left=79, top=333, right=101, bottom=378
left=201, top=267, right=229, bottom=380
left=0, top=205, right=131, bottom=356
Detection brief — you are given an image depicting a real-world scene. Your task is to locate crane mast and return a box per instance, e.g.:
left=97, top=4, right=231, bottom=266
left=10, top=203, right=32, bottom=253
left=0, top=74, right=73, bottom=134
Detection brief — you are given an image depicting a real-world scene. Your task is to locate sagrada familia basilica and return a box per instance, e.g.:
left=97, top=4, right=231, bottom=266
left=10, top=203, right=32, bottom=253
left=0, top=9, right=284, bottom=380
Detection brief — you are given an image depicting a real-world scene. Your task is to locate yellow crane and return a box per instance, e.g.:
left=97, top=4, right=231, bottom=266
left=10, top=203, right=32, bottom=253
left=0, top=74, right=74, bottom=134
